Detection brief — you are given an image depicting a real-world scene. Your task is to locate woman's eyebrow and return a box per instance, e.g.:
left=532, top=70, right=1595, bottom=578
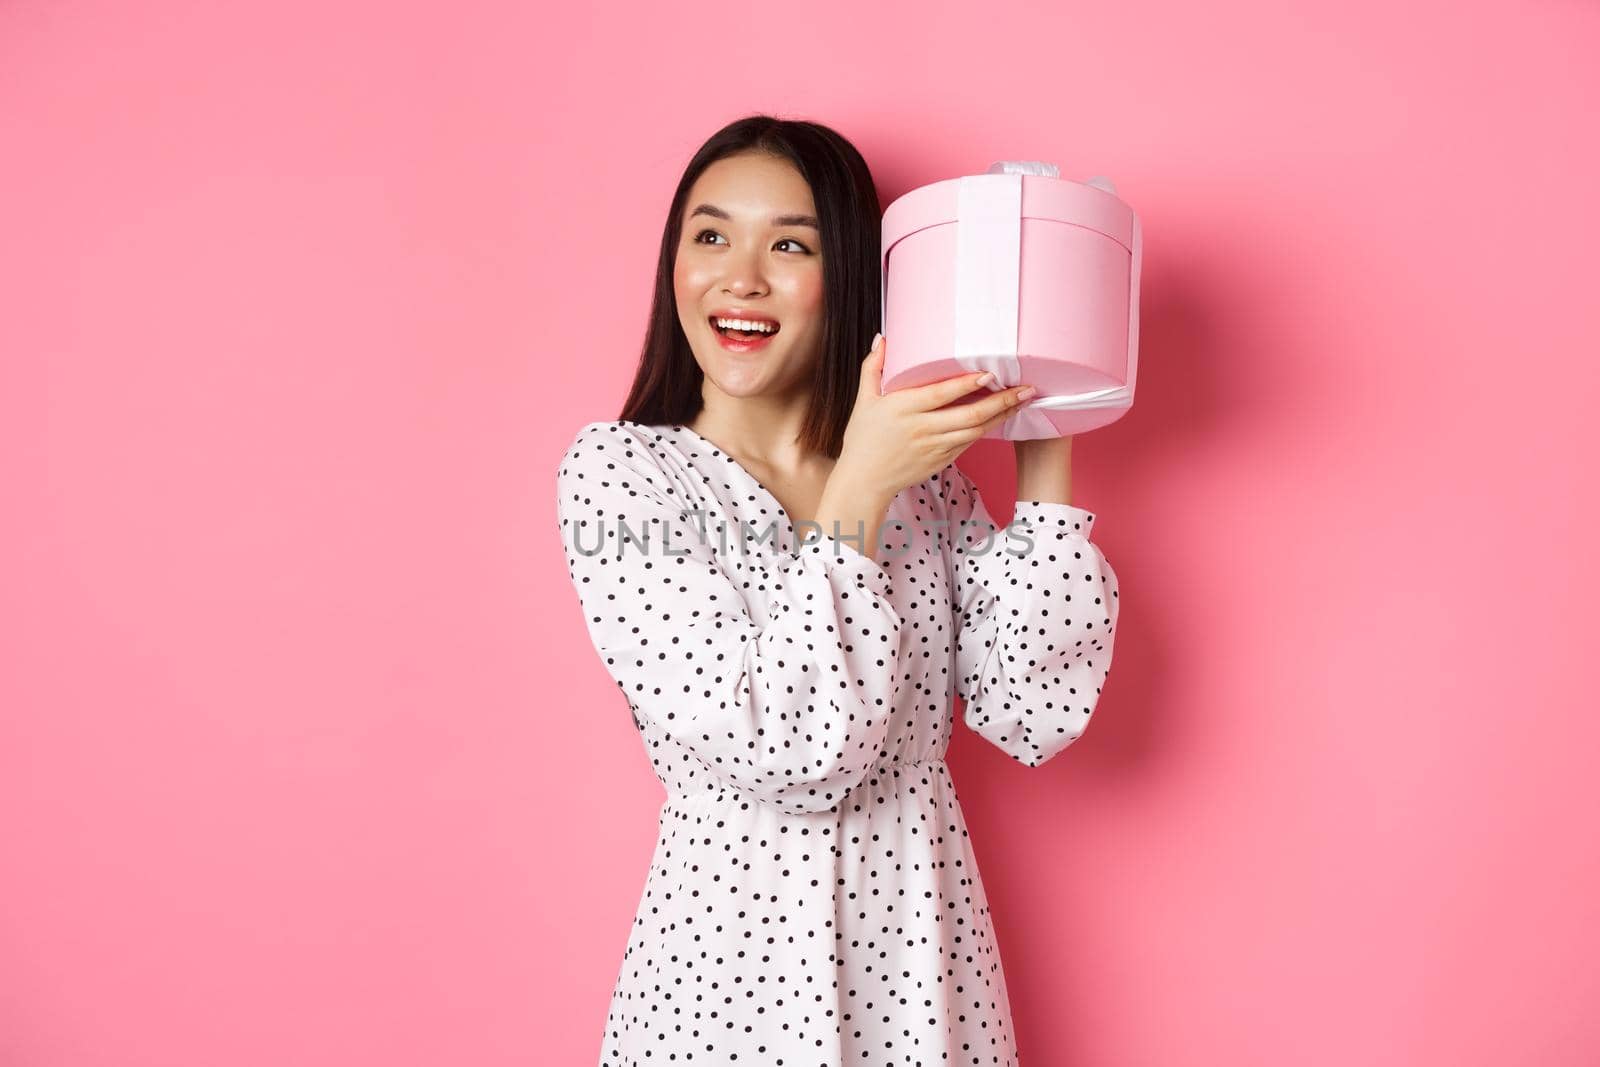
left=689, top=203, right=820, bottom=229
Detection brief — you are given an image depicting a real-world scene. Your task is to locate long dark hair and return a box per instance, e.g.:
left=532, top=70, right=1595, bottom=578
left=617, top=114, right=881, bottom=458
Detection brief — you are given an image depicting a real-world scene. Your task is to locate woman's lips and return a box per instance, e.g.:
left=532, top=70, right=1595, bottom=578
left=713, top=325, right=776, bottom=353
left=709, top=316, right=780, bottom=353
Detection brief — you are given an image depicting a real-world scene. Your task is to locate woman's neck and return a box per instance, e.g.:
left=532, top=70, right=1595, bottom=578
left=687, top=400, right=818, bottom=475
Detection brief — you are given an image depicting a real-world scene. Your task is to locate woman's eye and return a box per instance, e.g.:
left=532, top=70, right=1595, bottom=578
left=692, top=229, right=811, bottom=254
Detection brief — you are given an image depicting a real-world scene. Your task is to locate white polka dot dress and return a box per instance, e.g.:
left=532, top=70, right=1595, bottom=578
left=555, top=420, right=1119, bottom=1066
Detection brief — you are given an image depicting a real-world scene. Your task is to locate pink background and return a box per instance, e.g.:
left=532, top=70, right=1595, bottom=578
left=3, top=1, right=1597, bottom=1064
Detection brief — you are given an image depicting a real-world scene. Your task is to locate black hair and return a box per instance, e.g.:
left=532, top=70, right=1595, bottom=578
left=617, top=114, right=881, bottom=457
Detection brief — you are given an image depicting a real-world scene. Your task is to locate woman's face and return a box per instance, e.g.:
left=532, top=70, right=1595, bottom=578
left=673, top=151, right=826, bottom=403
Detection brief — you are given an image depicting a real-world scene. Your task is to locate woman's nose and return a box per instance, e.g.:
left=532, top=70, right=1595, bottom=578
left=719, top=247, right=768, bottom=295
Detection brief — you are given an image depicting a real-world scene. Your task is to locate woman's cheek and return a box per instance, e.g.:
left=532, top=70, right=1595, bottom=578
left=673, top=275, right=708, bottom=332
left=778, top=268, right=824, bottom=315
left=672, top=255, right=699, bottom=296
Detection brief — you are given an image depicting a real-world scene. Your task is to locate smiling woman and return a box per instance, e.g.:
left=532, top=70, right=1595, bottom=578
left=559, top=114, right=1118, bottom=1066
left=616, top=116, right=879, bottom=456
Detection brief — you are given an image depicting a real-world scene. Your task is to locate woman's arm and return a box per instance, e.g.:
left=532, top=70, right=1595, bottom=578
left=940, top=459, right=1119, bottom=766
left=556, top=422, right=905, bottom=814
left=1014, top=435, right=1072, bottom=505
left=802, top=467, right=897, bottom=564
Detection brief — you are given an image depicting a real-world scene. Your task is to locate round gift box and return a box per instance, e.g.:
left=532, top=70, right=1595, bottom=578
left=879, top=163, right=1142, bottom=440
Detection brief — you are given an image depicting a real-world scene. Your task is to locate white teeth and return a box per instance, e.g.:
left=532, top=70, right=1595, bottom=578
left=714, top=317, right=777, bottom=333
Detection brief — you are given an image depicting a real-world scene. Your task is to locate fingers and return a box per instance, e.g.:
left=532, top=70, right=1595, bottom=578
left=932, top=392, right=1030, bottom=451
left=859, top=332, right=885, bottom=376
left=924, top=383, right=1035, bottom=437
left=868, top=335, right=1035, bottom=436
left=857, top=333, right=887, bottom=399
left=976, top=396, right=1027, bottom=435
left=868, top=334, right=982, bottom=410
left=897, top=368, right=1007, bottom=412
left=863, top=332, right=884, bottom=363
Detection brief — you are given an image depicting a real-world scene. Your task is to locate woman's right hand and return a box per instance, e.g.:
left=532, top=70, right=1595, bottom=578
left=835, top=333, right=1037, bottom=500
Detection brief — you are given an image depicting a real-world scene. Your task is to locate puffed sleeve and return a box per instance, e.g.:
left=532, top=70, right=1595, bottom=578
left=940, top=462, right=1119, bottom=767
left=555, top=422, right=905, bottom=814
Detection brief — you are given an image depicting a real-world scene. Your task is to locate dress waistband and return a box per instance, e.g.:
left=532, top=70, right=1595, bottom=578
left=663, top=755, right=950, bottom=810
left=886, top=755, right=948, bottom=770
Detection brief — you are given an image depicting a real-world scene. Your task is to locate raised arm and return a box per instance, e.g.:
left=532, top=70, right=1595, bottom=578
left=940, top=463, right=1119, bottom=766
left=556, top=423, right=906, bottom=813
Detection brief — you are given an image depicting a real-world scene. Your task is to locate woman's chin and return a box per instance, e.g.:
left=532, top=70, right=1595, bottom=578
left=692, top=334, right=816, bottom=397
left=702, top=366, right=770, bottom=397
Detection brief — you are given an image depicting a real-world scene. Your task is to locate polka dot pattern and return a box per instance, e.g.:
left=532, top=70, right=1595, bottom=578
left=555, top=420, right=1120, bottom=1064
left=944, top=468, right=1120, bottom=768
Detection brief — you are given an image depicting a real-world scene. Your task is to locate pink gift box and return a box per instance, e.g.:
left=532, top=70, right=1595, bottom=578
left=879, top=161, right=1143, bottom=440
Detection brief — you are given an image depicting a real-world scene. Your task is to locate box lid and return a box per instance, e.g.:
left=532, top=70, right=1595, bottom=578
left=881, top=162, right=1138, bottom=264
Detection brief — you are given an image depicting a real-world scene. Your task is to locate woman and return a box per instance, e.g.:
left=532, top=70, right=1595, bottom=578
left=555, top=114, right=1119, bottom=1065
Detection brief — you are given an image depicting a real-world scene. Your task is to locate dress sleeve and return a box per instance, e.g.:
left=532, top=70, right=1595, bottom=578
left=555, top=423, right=905, bottom=814
left=940, top=462, right=1120, bottom=767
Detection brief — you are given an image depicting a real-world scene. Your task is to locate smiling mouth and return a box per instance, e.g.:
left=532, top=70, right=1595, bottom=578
left=709, top=316, right=781, bottom=340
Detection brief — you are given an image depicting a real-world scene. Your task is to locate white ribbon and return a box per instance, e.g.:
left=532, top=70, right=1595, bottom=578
left=953, top=161, right=1125, bottom=440
left=952, top=172, right=1023, bottom=386
left=951, top=164, right=1045, bottom=439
